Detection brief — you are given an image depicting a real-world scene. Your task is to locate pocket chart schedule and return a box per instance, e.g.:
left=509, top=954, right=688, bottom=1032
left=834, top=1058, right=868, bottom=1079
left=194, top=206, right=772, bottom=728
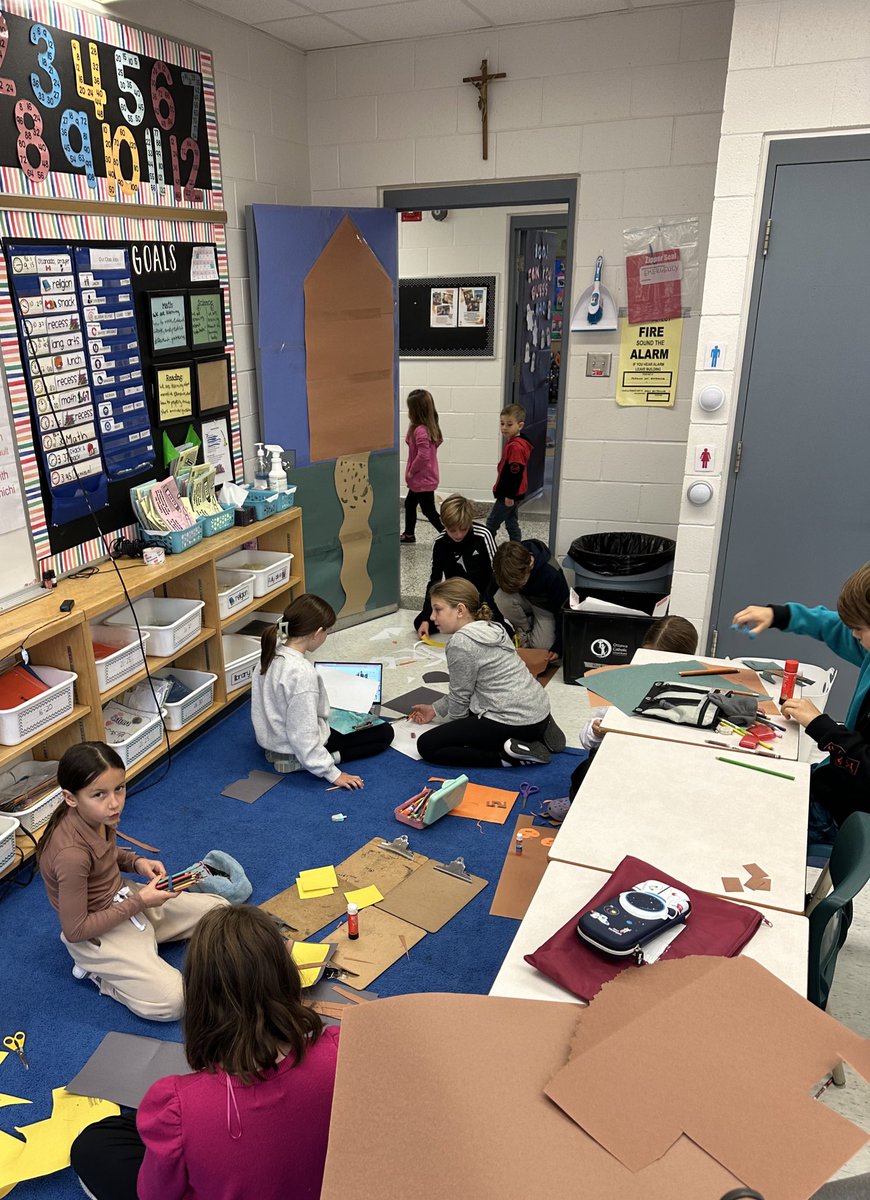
left=74, top=246, right=154, bottom=482
left=7, top=244, right=109, bottom=525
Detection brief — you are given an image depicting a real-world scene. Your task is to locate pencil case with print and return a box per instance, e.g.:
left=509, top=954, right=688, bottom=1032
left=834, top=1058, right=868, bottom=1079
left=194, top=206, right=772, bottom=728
left=632, top=682, right=757, bottom=729
left=395, top=775, right=468, bottom=829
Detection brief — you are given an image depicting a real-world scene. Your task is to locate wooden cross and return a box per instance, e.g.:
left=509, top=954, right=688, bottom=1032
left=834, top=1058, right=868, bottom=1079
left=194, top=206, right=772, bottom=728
left=462, top=59, right=507, bottom=161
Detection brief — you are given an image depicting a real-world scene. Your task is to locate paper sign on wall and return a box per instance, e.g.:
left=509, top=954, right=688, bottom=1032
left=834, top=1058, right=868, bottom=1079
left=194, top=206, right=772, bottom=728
left=155, top=364, right=194, bottom=425
left=616, top=320, right=682, bottom=408
left=430, top=288, right=457, bottom=327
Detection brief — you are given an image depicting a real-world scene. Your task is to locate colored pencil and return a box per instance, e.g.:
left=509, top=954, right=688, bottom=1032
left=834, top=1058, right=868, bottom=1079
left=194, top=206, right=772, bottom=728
left=716, top=756, right=795, bottom=781
left=679, top=667, right=739, bottom=677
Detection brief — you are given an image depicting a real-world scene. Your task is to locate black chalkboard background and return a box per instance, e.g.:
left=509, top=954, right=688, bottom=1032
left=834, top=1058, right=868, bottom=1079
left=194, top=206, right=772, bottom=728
left=4, top=236, right=228, bottom=555
left=399, top=275, right=495, bottom=357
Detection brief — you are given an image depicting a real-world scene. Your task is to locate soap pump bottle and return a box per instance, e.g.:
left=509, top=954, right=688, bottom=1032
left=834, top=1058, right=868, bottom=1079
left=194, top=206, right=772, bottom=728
left=254, top=443, right=269, bottom=490
left=266, top=445, right=287, bottom=491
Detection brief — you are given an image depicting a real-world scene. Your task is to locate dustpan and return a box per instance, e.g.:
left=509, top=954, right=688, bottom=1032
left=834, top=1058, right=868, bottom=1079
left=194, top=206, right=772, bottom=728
left=570, top=254, right=618, bottom=332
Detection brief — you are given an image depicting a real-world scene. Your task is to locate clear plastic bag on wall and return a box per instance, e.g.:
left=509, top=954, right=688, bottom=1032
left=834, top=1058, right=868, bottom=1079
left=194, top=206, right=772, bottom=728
left=623, top=217, right=700, bottom=323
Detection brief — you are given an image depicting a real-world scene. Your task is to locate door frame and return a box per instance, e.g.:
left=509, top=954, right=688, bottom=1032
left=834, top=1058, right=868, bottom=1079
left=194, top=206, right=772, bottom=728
left=707, top=133, right=870, bottom=651
left=382, top=179, right=578, bottom=552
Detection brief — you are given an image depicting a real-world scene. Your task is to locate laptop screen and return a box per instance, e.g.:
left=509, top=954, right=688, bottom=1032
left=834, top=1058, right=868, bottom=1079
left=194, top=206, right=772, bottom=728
left=315, top=661, right=383, bottom=704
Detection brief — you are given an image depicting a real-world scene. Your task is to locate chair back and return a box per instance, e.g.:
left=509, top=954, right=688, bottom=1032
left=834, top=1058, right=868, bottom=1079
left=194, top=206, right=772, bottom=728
left=808, top=811, right=870, bottom=1009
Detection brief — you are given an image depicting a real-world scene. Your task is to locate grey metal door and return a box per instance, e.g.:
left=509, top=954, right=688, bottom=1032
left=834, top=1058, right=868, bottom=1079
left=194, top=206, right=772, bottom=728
left=710, top=135, right=870, bottom=714
left=513, top=228, right=557, bottom=497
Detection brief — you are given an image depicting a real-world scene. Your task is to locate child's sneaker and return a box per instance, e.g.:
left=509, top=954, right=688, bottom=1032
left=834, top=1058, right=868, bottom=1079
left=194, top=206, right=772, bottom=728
left=399, top=533, right=416, bottom=544
left=71, top=964, right=100, bottom=988
left=542, top=716, right=567, bottom=753
left=504, top=738, right=551, bottom=766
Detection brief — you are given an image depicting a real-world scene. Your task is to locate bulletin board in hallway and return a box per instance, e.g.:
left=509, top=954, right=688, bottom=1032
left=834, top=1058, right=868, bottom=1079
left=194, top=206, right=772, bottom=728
left=399, top=275, right=496, bottom=357
left=0, top=0, right=242, bottom=590
left=248, top=204, right=399, bottom=621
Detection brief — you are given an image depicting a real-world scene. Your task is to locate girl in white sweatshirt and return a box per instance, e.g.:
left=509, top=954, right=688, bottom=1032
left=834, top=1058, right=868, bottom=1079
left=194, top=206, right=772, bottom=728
left=251, top=594, right=392, bottom=790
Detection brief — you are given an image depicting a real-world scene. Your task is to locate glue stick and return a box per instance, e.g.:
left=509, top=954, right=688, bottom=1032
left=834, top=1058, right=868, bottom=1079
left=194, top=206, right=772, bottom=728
left=347, top=902, right=359, bottom=939
left=779, top=659, right=799, bottom=705
left=515, top=833, right=523, bottom=856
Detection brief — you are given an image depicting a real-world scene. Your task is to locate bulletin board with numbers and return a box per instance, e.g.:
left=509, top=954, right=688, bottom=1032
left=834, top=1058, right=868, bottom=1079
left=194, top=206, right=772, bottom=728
left=0, top=0, right=242, bottom=583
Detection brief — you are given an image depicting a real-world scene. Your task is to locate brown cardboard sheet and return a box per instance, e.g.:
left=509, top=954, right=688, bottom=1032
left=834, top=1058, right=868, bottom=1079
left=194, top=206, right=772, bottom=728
left=260, top=837, right=427, bottom=939
left=320, top=993, right=741, bottom=1200
left=545, top=956, right=870, bottom=1200
left=375, top=858, right=487, bottom=932
left=323, top=907, right=425, bottom=989
left=488, top=814, right=552, bottom=919
left=304, top=215, right=394, bottom=462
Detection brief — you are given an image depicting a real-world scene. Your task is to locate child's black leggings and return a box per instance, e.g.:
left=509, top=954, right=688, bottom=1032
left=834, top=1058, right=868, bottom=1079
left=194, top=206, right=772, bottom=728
left=326, top=722, right=393, bottom=762
left=416, top=713, right=549, bottom=769
left=404, top=490, right=443, bottom=536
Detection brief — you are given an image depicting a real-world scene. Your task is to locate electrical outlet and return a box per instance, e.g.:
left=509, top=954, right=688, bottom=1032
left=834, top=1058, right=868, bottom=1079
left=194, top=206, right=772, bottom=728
left=586, top=353, right=612, bottom=378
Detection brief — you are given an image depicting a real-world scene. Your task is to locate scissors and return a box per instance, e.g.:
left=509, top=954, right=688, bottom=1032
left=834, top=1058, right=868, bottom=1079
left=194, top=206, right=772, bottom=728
left=519, top=782, right=539, bottom=810
left=3, top=1031, right=28, bottom=1070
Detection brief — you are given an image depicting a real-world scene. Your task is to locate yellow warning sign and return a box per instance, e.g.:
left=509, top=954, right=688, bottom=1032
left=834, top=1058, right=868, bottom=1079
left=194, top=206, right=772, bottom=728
left=616, top=318, right=682, bottom=407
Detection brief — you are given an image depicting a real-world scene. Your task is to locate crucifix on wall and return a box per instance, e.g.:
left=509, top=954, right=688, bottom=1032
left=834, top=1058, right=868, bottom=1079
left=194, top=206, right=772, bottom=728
left=462, top=59, right=507, bottom=161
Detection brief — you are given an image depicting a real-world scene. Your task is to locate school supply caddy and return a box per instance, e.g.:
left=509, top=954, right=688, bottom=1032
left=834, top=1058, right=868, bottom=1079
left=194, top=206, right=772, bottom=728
left=632, top=681, right=757, bottom=729
left=395, top=775, right=469, bottom=829
left=576, top=879, right=691, bottom=963
left=525, top=854, right=763, bottom=1002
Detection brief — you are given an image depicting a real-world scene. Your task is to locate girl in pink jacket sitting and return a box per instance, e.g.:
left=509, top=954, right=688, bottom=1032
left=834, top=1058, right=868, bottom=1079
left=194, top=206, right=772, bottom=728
left=401, top=388, right=444, bottom=544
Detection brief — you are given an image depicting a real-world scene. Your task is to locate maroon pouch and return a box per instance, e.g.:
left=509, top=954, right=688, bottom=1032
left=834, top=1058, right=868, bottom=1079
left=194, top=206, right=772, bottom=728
left=524, top=854, right=764, bottom=1002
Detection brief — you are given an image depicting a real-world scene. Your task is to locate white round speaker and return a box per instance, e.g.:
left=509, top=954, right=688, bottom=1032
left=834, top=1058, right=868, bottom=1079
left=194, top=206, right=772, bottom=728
left=686, top=481, right=713, bottom=505
left=697, top=384, right=725, bottom=412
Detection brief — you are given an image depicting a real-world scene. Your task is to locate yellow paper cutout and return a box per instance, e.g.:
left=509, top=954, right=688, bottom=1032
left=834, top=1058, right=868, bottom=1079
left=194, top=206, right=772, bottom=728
left=0, top=1093, right=30, bottom=1110
left=290, top=941, right=331, bottom=988
left=344, top=885, right=383, bottom=909
left=421, top=635, right=446, bottom=648
left=295, top=878, right=335, bottom=900
left=0, top=1087, right=119, bottom=1188
left=298, top=865, right=338, bottom=892
left=0, top=1053, right=7, bottom=1066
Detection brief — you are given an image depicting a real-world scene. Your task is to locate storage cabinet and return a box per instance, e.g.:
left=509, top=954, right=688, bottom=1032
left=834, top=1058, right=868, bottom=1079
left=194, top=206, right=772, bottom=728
left=0, top=507, right=304, bottom=879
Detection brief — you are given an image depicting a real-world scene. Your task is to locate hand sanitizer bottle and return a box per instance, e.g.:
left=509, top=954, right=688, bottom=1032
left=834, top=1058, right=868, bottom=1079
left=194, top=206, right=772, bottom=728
left=254, top=444, right=269, bottom=490
left=267, top=445, right=288, bottom=491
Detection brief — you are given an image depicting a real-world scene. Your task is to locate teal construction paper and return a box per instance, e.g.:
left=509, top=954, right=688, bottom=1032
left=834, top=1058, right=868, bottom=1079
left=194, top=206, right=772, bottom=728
left=579, top=659, right=751, bottom=715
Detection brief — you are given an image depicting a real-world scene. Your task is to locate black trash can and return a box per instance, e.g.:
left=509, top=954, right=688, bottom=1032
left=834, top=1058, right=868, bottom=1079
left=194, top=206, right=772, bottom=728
left=560, top=533, right=676, bottom=683
left=562, top=532, right=676, bottom=614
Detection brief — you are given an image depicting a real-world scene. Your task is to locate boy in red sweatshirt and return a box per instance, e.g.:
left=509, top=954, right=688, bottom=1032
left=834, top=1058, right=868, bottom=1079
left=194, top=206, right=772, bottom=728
left=486, top=403, right=532, bottom=542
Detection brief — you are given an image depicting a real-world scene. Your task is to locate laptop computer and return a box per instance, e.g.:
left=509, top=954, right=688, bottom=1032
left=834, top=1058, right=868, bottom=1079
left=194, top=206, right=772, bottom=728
left=315, top=661, right=383, bottom=717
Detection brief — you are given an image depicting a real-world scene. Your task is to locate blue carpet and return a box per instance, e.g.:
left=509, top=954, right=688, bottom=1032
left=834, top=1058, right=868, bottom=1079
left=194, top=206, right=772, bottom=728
left=0, top=700, right=580, bottom=1198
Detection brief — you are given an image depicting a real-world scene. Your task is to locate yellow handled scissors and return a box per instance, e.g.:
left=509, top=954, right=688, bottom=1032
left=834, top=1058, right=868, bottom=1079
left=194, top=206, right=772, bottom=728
left=3, top=1031, right=28, bottom=1070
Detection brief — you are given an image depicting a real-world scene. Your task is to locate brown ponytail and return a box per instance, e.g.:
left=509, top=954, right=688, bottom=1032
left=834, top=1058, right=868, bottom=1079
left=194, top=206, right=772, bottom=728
left=429, top=578, right=492, bottom=623
left=259, top=593, right=337, bottom=673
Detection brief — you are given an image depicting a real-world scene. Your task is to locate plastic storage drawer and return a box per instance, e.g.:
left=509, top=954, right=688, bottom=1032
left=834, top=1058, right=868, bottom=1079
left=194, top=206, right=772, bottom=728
left=13, top=785, right=64, bottom=835
left=103, top=708, right=164, bottom=767
left=0, top=666, right=77, bottom=747
left=217, top=550, right=293, bottom=598
left=216, top=570, right=255, bottom=621
left=222, top=634, right=260, bottom=693
left=152, top=667, right=218, bottom=731
left=0, top=814, right=20, bottom=873
left=91, top=624, right=150, bottom=693
left=103, top=598, right=205, bottom=657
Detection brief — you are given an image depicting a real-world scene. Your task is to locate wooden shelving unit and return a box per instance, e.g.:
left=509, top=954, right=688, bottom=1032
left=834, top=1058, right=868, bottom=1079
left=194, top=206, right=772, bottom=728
left=0, top=507, right=304, bottom=880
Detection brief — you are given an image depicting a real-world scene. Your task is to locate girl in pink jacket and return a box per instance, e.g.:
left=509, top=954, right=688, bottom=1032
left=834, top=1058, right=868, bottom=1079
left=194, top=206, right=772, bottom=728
left=402, top=388, right=444, bottom=543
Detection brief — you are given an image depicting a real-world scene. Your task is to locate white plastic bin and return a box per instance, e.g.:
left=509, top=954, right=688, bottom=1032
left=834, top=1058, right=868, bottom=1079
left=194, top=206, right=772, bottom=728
left=91, top=624, right=150, bottom=692
left=152, top=667, right=218, bottom=731
left=0, top=666, right=77, bottom=747
left=216, top=570, right=255, bottom=620
left=0, top=814, right=19, bottom=873
left=222, top=634, right=260, bottom=693
left=13, top=785, right=63, bottom=835
left=103, top=706, right=164, bottom=767
left=103, top=597, right=205, bottom=657
left=217, top=550, right=293, bottom=598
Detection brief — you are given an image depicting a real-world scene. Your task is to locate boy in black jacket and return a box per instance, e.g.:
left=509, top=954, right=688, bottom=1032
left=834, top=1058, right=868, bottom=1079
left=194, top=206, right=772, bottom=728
left=490, top=539, right=569, bottom=660
left=415, top=495, right=498, bottom=639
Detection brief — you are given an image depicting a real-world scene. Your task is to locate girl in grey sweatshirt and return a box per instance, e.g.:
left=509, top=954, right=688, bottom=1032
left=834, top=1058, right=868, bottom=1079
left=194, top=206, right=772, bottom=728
left=409, top=579, right=562, bottom=769
left=251, top=594, right=392, bottom=789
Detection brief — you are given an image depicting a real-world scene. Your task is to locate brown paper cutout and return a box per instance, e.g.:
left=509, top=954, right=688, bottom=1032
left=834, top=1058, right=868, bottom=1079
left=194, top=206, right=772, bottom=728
left=335, top=453, right=373, bottom=617
left=304, top=215, right=394, bottom=462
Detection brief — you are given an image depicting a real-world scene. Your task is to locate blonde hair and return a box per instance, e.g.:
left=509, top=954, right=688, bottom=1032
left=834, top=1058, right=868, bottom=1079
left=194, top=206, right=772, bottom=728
left=407, top=389, right=442, bottom=445
left=838, top=562, right=870, bottom=629
left=440, top=494, right=475, bottom=532
left=430, top=578, right=492, bottom=622
left=501, top=403, right=525, bottom=423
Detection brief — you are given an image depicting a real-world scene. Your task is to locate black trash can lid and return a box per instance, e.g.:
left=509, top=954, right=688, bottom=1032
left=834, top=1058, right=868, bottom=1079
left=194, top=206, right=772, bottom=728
left=567, top=532, right=676, bottom=577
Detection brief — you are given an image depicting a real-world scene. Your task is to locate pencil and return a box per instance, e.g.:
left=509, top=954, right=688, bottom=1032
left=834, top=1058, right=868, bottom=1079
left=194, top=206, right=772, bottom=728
left=680, top=667, right=739, bottom=677
left=716, top=756, right=795, bottom=781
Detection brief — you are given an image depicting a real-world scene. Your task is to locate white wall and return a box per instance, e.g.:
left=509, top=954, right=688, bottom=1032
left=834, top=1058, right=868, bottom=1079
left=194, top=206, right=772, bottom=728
left=84, top=0, right=311, bottom=479
left=398, top=203, right=564, bottom=501
left=670, top=0, right=870, bottom=634
left=308, top=2, right=734, bottom=553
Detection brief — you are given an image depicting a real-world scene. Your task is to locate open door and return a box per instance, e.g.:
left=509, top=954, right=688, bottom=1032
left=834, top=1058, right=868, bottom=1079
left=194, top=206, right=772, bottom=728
left=247, top=205, right=399, bottom=621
